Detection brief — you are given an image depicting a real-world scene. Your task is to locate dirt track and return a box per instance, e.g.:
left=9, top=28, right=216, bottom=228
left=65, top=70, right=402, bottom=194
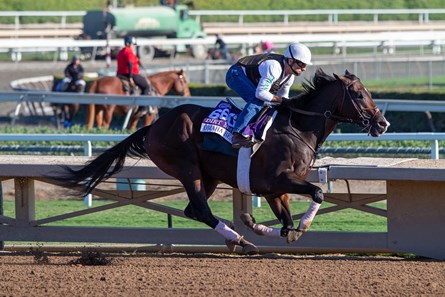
left=2, top=62, right=445, bottom=297
left=0, top=252, right=444, bottom=296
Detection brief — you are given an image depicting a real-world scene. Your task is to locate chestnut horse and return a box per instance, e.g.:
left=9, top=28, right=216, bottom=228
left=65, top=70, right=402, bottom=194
left=49, top=69, right=389, bottom=254
left=86, top=69, right=190, bottom=129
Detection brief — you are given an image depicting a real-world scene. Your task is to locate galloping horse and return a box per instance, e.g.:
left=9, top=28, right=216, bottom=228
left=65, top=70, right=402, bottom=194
left=86, top=69, right=190, bottom=129
left=50, top=69, right=389, bottom=254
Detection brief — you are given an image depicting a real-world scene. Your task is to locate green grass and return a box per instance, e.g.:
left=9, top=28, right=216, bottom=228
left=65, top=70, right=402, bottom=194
left=364, top=76, right=445, bottom=90
left=0, top=125, right=442, bottom=154
left=1, top=200, right=387, bottom=232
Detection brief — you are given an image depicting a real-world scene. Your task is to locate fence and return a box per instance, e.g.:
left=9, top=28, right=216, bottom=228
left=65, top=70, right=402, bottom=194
left=2, top=9, right=445, bottom=28
left=0, top=132, right=443, bottom=159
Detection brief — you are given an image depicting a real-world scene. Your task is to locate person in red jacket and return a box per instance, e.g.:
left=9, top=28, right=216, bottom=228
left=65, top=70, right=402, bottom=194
left=116, top=36, right=152, bottom=96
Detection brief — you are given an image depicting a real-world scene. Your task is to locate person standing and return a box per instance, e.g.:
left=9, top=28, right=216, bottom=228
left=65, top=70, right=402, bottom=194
left=225, top=42, right=312, bottom=148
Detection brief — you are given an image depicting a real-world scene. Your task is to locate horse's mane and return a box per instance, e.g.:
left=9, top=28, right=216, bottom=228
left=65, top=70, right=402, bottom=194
left=148, top=70, right=180, bottom=80
left=288, top=68, right=337, bottom=108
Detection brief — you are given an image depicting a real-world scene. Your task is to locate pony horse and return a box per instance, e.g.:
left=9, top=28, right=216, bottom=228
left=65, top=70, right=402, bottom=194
left=86, top=69, right=190, bottom=129
left=50, top=69, right=389, bottom=254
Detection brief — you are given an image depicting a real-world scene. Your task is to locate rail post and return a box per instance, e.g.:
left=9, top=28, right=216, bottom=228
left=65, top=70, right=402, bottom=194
left=0, top=181, right=3, bottom=250
left=431, top=140, right=439, bottom=160
left=83, top=141, right=93, bottom=207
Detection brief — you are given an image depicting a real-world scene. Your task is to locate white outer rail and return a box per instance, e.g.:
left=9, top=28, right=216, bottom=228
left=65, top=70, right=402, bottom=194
left=2, top=90, right=445, bottom=112
left=1, top=31, right=445, bottom=49
left=189, top=9, right=445, bottom=24
left=1, top=30, right=445, bottom=62
left=1, top=90, right=445, bottom=159
left=0, top=132, right=443, bottom=160
left=2, top=9, right=445, bottom=27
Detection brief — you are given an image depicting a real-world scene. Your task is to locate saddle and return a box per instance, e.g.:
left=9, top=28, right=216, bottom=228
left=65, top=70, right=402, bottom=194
left=117, top=75, right=137, bottom=95
left=200, top=98, right=278, bottom=156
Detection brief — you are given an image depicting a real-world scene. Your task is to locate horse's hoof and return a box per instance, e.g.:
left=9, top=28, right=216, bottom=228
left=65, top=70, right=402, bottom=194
left=225, top=236, right=259, bottom=255
left=225, top=239, right=237, bottom=252
left=239, top=237, right=259, bottom=255
left=240, top=213, right=256, bottom=230
left=287, top=229, right=304, bottom=244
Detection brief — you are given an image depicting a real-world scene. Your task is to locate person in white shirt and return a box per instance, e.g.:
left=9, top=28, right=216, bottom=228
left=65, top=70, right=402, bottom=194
left=225, top=42, right=312, bottom=148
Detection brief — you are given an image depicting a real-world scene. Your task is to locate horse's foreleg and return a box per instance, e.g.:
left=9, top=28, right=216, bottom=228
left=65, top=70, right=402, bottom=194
left=103, top=105, right=115, bottom=129
left=86, top=104, right=95, bottom=129
left=268, top=175, right=324, bottom=241
left=96, top=109, right=104, bottom=128
left=143, top=113, right=156, bottom=126
left=128, top=112, right=141, bottom=130
left=240, top=193, right=294, bottom=240
left=181, top=175, right=258, bottom=255
left=297, top=200, right=321, bottom=232
left=72, top=103, right=79, bottom=119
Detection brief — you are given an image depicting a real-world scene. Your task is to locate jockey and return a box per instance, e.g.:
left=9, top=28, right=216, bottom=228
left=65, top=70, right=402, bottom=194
left=226, top=42, right=312, bottom=148
left=116, top=36, right=152, bottom=96
left=62, top=55, right=86, bottom=92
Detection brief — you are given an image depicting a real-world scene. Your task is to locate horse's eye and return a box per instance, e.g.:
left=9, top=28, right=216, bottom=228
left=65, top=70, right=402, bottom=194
left=356, top=92, right=364, bottom=100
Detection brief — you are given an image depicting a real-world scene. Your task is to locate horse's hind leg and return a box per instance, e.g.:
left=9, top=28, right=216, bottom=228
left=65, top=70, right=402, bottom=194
left=96, top=109, right=104, bottom=128
left=103, top=105, right=115, bottom=129
left=180, top=174, right=258, bottom=254
left=86, top=104, right=95, bottom=129
left=143, top=113, right=156, bottom=126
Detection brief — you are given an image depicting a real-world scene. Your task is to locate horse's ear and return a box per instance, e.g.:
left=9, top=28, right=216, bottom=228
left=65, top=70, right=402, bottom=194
left=179, top=69, right=184, bottom=75
left=333, top=73, right=341, bottom=80
left=345, top=69, right=352, bottom=76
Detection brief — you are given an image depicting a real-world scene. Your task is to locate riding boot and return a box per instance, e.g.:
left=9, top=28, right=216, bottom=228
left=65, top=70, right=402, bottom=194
left=232, top=132, right=255, bottom=149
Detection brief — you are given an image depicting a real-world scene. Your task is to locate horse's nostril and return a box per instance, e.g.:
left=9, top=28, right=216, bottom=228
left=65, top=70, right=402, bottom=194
left=380, top=120, right=390, bottom=128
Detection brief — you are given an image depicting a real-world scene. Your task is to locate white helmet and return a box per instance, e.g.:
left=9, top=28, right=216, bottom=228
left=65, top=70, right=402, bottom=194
left=284, top=43, right=312, bottom=65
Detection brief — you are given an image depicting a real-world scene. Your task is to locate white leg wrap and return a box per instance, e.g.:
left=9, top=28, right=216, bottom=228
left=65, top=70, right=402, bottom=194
left=253, top=224, right=281, bottom=237
left=298, top=201, right=321, bottom=232
left=215, top=221, right=239, bottom=241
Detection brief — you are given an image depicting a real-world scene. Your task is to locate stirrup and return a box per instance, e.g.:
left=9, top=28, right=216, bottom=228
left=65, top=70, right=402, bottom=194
left=232, top=133, right=254, bottom=149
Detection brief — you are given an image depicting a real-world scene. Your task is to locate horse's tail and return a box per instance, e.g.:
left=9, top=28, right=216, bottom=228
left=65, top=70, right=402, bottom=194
left=50, top=125, right=151, bottom=196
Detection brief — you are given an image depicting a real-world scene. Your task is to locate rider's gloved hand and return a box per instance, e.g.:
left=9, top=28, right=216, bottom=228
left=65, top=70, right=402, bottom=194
left=280, top=97, right=290, bottom=104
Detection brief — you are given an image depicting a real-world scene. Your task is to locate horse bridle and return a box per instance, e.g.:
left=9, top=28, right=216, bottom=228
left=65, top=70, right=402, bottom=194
left=176, top=73, right=189, bottom=96
left=333, top=79, right=380, bottom=131
left=284, top=77, right=380, bottom=159
left=286, top=78, right=379, bottom=131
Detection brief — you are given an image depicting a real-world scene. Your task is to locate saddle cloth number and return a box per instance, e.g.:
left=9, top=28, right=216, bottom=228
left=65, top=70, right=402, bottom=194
left=200, top=101, right=240, bottom=143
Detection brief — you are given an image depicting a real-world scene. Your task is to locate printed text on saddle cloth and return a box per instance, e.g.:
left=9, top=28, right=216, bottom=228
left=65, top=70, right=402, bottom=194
left=200, top=101, right=239, bottom=143
left=200, top=100, right=276, bottom=143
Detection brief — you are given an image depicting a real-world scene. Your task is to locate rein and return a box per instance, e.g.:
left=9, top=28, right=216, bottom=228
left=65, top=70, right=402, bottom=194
left=283, top=77, right=379, bottom=163
left=286, top=79, right=378, bottom=128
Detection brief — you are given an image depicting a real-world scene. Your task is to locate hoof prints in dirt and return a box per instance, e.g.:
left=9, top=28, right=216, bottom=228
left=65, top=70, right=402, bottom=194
left=69, top=251, right=113, bottom=266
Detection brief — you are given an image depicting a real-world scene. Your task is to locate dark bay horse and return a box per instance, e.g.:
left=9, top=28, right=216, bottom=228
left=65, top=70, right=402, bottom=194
left=50, top=69, right=389, bottom=254
left=86, top=69, right=190, bottom=130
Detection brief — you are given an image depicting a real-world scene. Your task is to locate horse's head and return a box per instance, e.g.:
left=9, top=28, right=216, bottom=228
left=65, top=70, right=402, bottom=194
left=332, top=70, right=389, bottom=137
left=173, top=69, right=191, bottom=96
left=147, top=69, right=191, bottom=97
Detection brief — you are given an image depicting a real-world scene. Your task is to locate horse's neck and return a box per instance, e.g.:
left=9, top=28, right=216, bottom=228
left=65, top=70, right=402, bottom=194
left=283, top=97, right=339, bottom=152
left=149, top=75, right=174, bottom=96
